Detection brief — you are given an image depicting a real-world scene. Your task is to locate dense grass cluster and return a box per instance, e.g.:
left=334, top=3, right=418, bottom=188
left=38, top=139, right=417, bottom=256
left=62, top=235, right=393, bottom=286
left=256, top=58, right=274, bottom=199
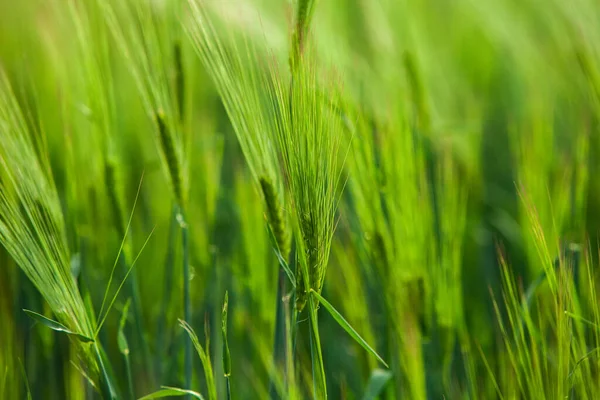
left=2, top=0, right=600, bottom=399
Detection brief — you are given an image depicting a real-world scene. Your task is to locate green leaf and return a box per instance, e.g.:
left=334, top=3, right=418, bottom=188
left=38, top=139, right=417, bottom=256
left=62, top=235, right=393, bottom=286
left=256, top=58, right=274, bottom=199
left=309, top=290, right=388, bottom=368
left=23, top=309, right=94, bottom=343
left=362, top=369, right=393, bottom=400
left=222, top=291, right=231, bottom=377
left=117, top=331, right=129, bottom=356
left=96, top=344, right=120, bottom=399
left=138, top=386, right=204, bottom=399
left=179, top=320, right=218, bottom=400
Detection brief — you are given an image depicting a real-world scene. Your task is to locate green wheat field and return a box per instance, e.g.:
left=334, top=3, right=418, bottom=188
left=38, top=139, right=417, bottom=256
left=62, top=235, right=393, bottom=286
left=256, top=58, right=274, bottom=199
left=1, top=0, right=600, bottom=399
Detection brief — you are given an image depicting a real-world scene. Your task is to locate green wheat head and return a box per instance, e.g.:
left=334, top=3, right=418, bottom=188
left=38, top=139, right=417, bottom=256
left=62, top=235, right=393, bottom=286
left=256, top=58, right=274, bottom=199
left=0, top=72, right=101, bottom=383
left=186, top=0, right=291, bottom=258
left=156, top=110, right=185, bottom=207
left=260, top=176, right=291, bottom=259
left=270, top=61, right=346, bottom=311
left=98, top=0, right=188, bottom=208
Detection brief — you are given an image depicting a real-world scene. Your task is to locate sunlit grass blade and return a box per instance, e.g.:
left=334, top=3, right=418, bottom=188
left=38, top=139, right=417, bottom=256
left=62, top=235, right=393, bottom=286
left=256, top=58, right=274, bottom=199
left=23, top=309, right=94, bottom=343
left=179, top=320, right=218, bottom=400
left=139, top=386, right=205, bottom=400
left=310, top=290, right=388, bottom=368
left=361, top=369, right=393, bottom=400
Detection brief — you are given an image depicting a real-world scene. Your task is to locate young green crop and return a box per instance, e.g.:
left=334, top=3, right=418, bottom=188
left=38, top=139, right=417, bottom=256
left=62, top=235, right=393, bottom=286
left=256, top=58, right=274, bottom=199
left=2, top=0, right=600, bottom=399
left=0, top=71, right=104, bottom=390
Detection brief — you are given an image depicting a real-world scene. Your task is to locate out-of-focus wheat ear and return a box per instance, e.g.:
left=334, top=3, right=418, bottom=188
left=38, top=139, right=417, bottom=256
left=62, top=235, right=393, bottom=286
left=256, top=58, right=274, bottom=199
left=155, top=110, right=184, bottom=207
left=259, top=176, right=291, bottom=260
left=372, top=231, right=389, bottom=272
left=174, top=42, right=185, bottom=124
left=289, top=0, right=317, bottom=73
left=104, top=158, right=126, bottom=239
left=403, top=51, right=430, bottom=133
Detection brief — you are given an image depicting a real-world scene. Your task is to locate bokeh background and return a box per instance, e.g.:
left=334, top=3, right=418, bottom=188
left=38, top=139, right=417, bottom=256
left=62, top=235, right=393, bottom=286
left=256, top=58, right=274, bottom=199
left=1, top=0, right=600, bottom=399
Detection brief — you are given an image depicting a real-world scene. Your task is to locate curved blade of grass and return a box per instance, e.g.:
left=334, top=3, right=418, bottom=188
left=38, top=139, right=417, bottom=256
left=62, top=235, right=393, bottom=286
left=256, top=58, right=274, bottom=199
left=568, top=347, right=600, bottom=380
left=23, top=309, right=94, bottom=343
left=138, top=386, right=205, bottom=400
left=361, top=369, right=393, bottom=400
left=309, top=290, right=388, bottom=368
left=564, top=311, right=600, bottom=330
left=179, top=320, right=217, bottom=400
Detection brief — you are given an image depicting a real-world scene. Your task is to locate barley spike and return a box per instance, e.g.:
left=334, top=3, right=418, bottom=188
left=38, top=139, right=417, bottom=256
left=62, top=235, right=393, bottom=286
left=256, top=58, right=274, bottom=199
left=155, top=110, right=184, bottom=206
left=174, top=42, right=185, bottom=123
left=105, top=159, right=126, bottom=239
left=259, top=176, right=291, bottom=260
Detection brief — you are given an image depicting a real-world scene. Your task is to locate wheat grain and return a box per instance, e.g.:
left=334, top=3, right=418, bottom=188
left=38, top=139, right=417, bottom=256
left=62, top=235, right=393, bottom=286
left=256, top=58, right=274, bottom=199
left=260, top=176, right=291, bottom=259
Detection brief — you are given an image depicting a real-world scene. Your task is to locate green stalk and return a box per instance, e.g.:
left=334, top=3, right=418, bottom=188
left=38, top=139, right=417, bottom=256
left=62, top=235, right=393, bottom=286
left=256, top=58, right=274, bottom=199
left=308, top=295, right=326, bottom=399
left=124, top=352, right=134, bottom=400
left=269, top=268, right=286, bottom=400
left=291, top=292, right=300, bottom=379
left=222, top=291, right=231, bottom=400
left=156, top=205, right=178, bottom=380
left=95, top=343, right=118, bottom=400
left=180, top=209, right=192, bottom=395
left=120, top=253, right=153, bottom=383
left=284, top=288, right=297, bottom=399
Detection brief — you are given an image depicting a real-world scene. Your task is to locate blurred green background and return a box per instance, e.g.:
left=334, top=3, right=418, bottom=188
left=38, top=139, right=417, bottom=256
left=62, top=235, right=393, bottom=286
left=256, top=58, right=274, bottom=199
left=1, top=0, right=600, bottom=399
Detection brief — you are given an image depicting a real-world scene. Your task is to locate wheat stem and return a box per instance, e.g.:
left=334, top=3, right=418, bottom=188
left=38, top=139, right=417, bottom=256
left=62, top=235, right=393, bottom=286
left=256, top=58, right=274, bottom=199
left=180, top=210, right=192, bottom=397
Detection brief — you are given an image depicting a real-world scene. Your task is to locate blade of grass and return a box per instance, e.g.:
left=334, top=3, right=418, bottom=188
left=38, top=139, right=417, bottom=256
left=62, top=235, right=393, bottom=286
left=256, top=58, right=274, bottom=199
left=310, top=289, right=388, bottom=367
left=23, top=309, right=94, bottom=343
left=179, top=319, right=218, bottom=400
left=139, top=386, right=205, bottom=400
left=361, top=369, right=393, bottom=400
